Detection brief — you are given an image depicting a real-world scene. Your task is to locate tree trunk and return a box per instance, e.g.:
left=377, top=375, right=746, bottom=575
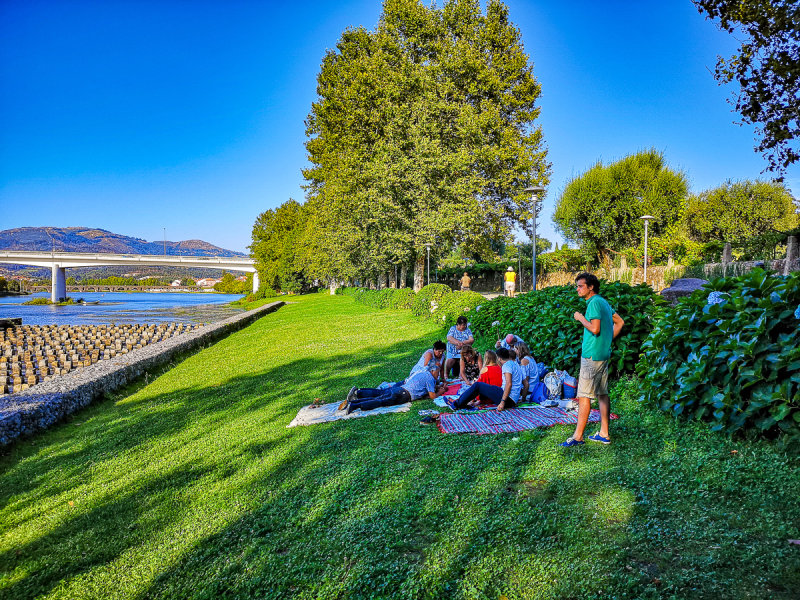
left=328, top=278, right=339, bottom=295
left=413, top=255, right=425, bottom=291
left=400, top=264, right=407, bottom=288
left=389, top=268, right=396, bottom=289
left=378, top=272, right=388, bottom=289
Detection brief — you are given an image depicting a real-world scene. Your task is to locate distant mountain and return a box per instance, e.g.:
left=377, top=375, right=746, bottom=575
left=0, top=227, right=247, bottom=257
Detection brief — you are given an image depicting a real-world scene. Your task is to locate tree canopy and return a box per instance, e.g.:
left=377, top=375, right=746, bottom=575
left=694, top=0, right=800, bottom=176
left=682, top=179, right=799, bottom=242
left=301, top=0, right=549, bottom=289
left=249, top=200, right=310, bottom=292
left=552, top=150, right=688, bottom=258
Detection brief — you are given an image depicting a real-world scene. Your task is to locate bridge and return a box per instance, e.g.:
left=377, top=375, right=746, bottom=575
left=0, top=251, right=259, bottom=301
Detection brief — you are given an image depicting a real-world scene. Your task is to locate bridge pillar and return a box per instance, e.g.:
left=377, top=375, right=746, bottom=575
left=252, top=272, right=260, bottom=294
left=51, top=265, right=67, bottom=302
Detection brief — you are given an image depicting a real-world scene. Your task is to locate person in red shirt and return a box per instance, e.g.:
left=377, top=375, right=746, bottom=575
left=468, top=350, right=502, bottom=407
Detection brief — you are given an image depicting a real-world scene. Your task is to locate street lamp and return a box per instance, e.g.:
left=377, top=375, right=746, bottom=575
left=640, top=215, right=655, bottom=285
left=524, top=186, right=546, bottom=291
left=424, top=243, right=432, bottom=286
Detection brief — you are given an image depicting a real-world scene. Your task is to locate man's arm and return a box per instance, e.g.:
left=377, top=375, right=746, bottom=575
left=497, top=371, right=512, bottom=411
left=428, top=381, right=448, bottom=399
left=612, top=313, right=625, bottom=339
left=574, top=312, right=601, bottom=335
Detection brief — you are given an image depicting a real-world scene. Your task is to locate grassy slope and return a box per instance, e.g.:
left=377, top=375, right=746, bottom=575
left=0, top=293, right=798, bottom=600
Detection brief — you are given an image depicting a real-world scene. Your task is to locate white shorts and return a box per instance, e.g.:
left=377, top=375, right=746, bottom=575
left=504, top=281, right=515, bottom=291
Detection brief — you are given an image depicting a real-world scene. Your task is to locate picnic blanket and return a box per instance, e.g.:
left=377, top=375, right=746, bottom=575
left=437, top=406, right=618, bottom=435
left=287, top=401, right=411, bottom=427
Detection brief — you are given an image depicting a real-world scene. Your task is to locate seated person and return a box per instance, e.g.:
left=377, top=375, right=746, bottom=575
left=409, top=341, right=446, bottom=382
left=445, top=316, right=474, bottom=378
left=495, top=333, right=525, bottom=351
left=453, top=348, right=528, bottom=412
left=458, top=344, right=483, bottom=384
left=341, top=365, right=446, bottom=414
left=470, top=350, right=502, bottom=406
left=514, top=342, right=535, bottom=401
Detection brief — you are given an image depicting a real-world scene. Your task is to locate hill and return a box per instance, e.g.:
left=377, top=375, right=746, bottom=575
left=0, top=227, right=246, bottom=257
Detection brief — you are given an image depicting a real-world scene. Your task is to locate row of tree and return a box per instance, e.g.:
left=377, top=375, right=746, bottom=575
left=554, top=149, right=799, bottom=266
left=251, top=0, right=549, bottom=293
left=250, top=0, right=800, bottom=293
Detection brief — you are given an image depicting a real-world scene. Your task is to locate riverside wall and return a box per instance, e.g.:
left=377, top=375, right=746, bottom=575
left=0, top=300, right=284, bottom=447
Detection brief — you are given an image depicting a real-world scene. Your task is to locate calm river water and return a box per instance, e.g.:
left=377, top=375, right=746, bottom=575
left=0, top=291, right=246, bottom=326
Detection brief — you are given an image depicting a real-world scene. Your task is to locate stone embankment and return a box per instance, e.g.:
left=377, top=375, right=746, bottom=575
left=0, top=300, right=284, bottom=447
left=1, top=323, right=201, bottom=395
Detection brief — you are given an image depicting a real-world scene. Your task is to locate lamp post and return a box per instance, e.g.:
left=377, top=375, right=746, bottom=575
left=524, top=186, right=546, bottom=291
left=425, top=243, right=432, bottom=286
left=640, top=215, right=655, bottom=285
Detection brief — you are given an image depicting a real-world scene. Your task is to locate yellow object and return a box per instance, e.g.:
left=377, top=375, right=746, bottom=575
left=504, top=271, right=515, bottom=283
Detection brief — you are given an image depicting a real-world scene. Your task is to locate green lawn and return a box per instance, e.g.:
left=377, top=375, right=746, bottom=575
left=1, top=293, right=798, bottom=599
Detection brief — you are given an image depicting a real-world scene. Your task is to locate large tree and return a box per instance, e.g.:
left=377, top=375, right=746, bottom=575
left=553, top=150, right=688, bottom=259
left=303, top=0, right=550, bottom=290
left=682, top=179, right=799, bottom=242
left=694, top=0, right=800, bottom=176
left=249, top=199, right=310, bottom=292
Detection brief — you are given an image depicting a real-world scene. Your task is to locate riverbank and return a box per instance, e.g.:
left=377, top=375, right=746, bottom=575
left=0, top=291, right=246, bottom=326
left=1, top=292, right=797, bottom=599
left=0, top=300, right=284, bottom=447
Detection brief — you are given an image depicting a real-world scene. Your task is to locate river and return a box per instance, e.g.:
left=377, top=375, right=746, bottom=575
left=0, top=291, right=247, bottom=326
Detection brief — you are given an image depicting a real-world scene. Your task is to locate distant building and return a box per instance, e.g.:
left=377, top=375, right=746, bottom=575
left=170, top=280, right=181, bottom=287
left=196, top=278, right=221, bottom=287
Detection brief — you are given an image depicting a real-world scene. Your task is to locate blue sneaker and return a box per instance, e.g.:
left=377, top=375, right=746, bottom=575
left=588, top=433, right=611, bottom=444
left=560, top=437, right=585, bottom=447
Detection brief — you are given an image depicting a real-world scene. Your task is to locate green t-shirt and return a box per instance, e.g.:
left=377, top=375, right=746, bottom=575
left=581, top=294, right=614, bottom=361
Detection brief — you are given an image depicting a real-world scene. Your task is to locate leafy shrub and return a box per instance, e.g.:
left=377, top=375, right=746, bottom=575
left=245, top=287, right=278, bottom=302
left=22, top=297, right=53, bottom=305
left=336, top=287, right=416, bottom=310
left=638, top=269, right=800, bottom=442
left=469, top=282, right=660, bottom=377
left=411, top=283, right=452, bottom=318
left=432, top=290, right=486, bottom=325
left=386, top=288, right=415, bottom=309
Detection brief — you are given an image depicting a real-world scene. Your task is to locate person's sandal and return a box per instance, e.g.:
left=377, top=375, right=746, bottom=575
left=559, top=437, right=585, bottom=447
left=588, top=433, right=611, bottom=444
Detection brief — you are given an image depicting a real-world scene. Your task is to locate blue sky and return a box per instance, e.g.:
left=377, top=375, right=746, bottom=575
left=1, top=0, right=797, bottom=253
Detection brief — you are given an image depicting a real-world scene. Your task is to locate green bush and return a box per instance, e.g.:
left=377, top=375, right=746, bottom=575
left=411, top=283, right=452, bottom=318
left=245, top=287, right=278, bottom=302
left=469, top=282, right=661, bottom=377
left=336, top=287, right=416, bottom=310
left=431, top=290, right=486, bottom=325
left=386, top=288, right=415, bottom=309
left=638, top=269, right=800, bottom=442
left=22, top=297, right=53, bottom=305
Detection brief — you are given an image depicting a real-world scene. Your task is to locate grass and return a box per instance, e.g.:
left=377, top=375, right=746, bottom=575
left=1, top=292, right=799, bottom=599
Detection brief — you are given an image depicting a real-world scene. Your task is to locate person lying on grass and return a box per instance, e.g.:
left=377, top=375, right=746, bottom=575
left=451, top=347, right=527, bottom=412
left=340, top=365, right=448, bottom=415
left=409, top=340, right=446, bottom=383
left=458, top=344, right=483, bottom=384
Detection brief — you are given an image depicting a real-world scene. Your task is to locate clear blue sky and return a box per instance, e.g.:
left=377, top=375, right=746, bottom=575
left=1, top=0, right=797, bottom=253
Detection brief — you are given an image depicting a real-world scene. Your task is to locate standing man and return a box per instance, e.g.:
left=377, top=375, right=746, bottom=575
left=504, top=266, right=517, bottom=297
left=460, top=272, right=471, bottom=292
left=560, top=272, right=624, bottom=447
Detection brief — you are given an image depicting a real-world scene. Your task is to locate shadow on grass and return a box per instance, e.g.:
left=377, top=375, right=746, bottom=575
left=1, top=296, right=798, bottom=599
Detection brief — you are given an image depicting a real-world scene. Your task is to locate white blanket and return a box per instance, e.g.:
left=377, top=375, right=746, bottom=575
left=287, top=400, right=412, bottom=427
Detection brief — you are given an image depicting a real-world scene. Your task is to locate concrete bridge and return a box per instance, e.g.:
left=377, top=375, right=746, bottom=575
left=0, top=251, right=258, bottom=301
